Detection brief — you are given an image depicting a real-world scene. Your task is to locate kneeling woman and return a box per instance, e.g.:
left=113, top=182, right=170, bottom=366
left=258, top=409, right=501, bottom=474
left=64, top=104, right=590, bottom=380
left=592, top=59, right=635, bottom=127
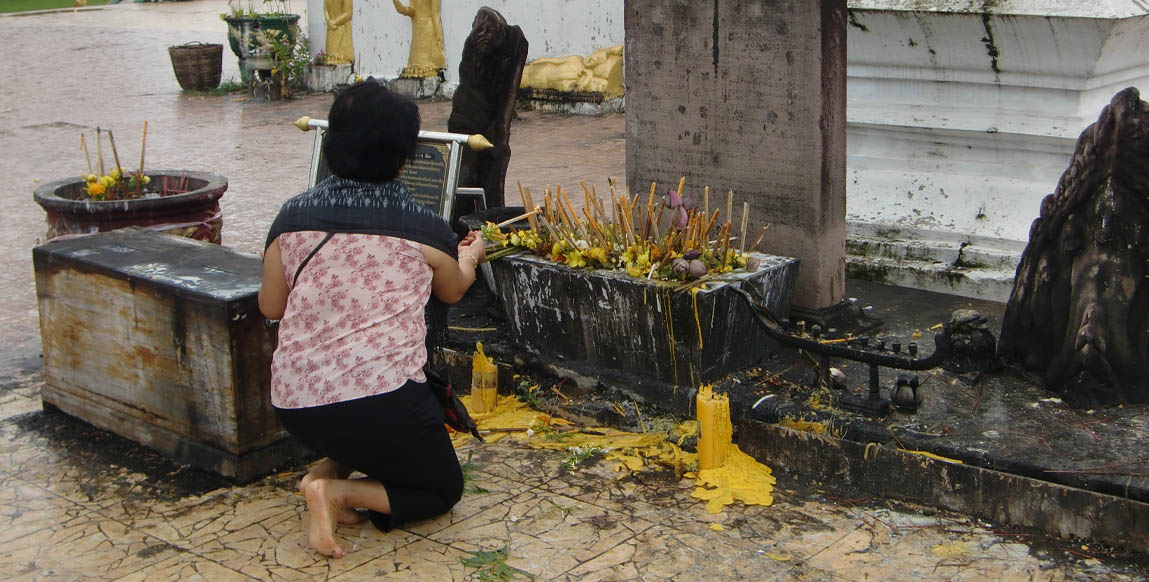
left=258, top=81, right=486, bottom=558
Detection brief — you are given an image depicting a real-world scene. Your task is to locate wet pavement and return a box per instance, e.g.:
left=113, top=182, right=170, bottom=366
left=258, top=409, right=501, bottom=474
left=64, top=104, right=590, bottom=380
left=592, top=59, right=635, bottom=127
left=1, top=1, right=1146, bottom=580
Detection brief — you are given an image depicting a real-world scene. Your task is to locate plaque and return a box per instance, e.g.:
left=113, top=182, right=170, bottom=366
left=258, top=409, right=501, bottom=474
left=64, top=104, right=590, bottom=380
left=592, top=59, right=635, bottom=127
left=308, top=128, right=461, bottom=219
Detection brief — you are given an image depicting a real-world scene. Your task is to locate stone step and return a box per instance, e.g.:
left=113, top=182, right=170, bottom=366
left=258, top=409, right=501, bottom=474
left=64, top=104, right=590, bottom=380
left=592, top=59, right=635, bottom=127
left=845, top=226, right=1023, bottom=302
left=846, top=253, right=1017, bottom=303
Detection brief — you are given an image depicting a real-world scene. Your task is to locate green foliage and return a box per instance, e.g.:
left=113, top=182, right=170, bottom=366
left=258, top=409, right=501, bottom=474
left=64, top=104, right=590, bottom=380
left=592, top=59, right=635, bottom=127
left=221, top=0, right=293, bottom=18
left=513, top=378, right=542, bottom=409
left=460, top=450, right=490, bottom=496
left=266, top=28, right=309, bottom=98
left=0, top=0, right=110, bottom=13
left=460, top=547, right=535, bottom=582
left=546, top=498, right=575, bottom=519
left=560, top=445, right=604, bottom=471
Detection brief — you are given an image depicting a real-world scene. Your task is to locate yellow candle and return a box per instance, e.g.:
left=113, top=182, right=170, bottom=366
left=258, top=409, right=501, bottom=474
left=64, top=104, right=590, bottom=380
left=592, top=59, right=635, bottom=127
left=696, top=384, right=732, bottom=469
left=471, top=342, right=498, bottom=412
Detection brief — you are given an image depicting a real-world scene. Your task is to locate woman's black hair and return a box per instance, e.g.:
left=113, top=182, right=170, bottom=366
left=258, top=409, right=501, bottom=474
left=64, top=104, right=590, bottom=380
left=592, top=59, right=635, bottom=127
left=323, top=79, right=421, bottom=182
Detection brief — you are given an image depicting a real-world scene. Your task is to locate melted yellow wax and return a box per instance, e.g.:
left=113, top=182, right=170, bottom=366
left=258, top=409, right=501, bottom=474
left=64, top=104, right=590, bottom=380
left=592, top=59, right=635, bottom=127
left=449, top=391, right=774, bottom=515
left=691, top=287, right=703, bottom=349
left=691, top=444, right=776, bottom=513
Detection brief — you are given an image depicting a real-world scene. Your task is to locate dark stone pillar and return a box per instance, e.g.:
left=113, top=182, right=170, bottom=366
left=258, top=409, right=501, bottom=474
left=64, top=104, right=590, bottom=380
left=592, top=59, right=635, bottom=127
left=447, top=7, right=529, bottom=213
left=624, top=0, right=847, bottom=310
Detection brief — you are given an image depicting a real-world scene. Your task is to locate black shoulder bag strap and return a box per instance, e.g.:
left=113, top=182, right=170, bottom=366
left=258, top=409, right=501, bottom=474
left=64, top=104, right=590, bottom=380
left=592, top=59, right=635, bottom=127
left=292, top=232, right=336, bottom=287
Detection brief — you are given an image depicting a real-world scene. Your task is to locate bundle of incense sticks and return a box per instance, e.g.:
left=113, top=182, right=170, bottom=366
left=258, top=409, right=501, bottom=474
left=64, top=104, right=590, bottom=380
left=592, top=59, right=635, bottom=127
left=483, top=178, right=770, bottom=281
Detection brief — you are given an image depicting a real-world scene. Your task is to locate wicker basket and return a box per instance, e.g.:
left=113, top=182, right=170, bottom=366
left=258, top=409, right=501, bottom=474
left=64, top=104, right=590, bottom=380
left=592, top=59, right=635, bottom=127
left=168, top=42, right=223, bottom=91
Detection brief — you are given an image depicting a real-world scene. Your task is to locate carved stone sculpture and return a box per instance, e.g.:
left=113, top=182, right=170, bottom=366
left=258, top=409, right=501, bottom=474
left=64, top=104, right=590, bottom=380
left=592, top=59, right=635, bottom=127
left=447, top=7, right=529, bottom=212
left=393, top=0, right=446, bottom=78
left=520, top=45, right=624, bottom=98
left=999, top=87, right=1149, bottom=407
left=323, top=0, right=354, bottom=65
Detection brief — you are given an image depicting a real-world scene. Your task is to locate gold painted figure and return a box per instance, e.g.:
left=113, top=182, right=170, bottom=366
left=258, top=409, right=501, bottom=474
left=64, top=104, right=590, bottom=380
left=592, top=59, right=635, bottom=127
left=520, top=45, right=623, bottom=97
left=392, top=0, right=446, bottom=78
left=323, top=0, right=354, bottom=65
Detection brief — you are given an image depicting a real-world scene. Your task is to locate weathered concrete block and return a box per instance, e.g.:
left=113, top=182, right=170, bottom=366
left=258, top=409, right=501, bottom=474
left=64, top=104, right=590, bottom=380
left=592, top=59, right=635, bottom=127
left=306, top=62, right=353, bottom=92
left=33, top=228, right=298, bottom=482
left=490, top=253, right=798, bottom=388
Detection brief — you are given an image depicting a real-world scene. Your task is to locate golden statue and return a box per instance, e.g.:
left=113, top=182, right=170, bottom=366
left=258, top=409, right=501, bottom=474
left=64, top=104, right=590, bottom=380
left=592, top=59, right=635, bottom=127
left=520, top=45, right=624, bottom=98
left=392, top=0, right=446, bottom=78
left=323, top=0, right=354, bottom=65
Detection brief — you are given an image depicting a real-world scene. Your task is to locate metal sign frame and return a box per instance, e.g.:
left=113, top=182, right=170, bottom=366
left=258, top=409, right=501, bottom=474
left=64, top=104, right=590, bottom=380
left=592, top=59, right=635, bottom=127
left=305, top=120, right=469, bottom=221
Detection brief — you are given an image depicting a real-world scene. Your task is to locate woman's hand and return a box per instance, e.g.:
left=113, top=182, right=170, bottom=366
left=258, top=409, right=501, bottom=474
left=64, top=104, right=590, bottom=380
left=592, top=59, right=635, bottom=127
left=457, top=230, right=486, bottom=266
left=424, top=231, right=485, bottom=304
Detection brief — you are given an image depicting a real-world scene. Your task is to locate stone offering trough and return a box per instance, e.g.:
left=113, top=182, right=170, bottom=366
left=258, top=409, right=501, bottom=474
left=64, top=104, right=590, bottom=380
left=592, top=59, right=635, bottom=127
left=489, top=252, right=799, bottom=395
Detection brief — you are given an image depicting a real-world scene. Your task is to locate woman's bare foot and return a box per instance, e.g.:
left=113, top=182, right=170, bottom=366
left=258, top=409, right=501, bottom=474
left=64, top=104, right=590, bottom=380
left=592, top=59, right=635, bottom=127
left=300, top=458, right=352, bottom=494
left=303, top=479, right=347, bottom=558
left=339, top=508, right=368, bottom=525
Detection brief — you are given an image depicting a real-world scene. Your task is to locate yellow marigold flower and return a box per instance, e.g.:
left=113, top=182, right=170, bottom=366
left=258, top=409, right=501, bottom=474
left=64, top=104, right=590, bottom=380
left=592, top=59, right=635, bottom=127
left=87, top=182, right=106, bottom=197
left=564, top=250, right=587, bottom=268
left=141, top=175, right=151, bottom=185
left=109, top=167, right=122, bottom=180
left=587, top=247, right=608, bottom=264
left=99, top=175, right=115, bottom=187
left=84, top=173, right=98, bottom=183
left=626, top=263, right=647, bottom=278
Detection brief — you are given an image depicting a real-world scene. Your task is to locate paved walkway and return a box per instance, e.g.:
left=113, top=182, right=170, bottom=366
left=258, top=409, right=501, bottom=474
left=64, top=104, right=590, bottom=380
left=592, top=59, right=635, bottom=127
left=0, top=2, right=1144, bottom=580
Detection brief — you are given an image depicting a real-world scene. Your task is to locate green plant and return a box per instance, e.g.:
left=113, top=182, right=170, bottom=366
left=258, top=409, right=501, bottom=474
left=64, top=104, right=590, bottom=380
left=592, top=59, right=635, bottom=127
left=221, top=0, right=293, bottom=19
left=460, top=451, right=490, bottom=495
left=460, top=547, right=535, bottom=582
left=266, top=30, right=309, bottom=98
left=560, top=445, right=604, bottom=471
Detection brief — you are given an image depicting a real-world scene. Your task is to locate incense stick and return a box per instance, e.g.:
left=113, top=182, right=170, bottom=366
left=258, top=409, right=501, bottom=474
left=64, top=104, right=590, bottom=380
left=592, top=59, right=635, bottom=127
left=739, top=202, right=749, bottom=252
left=750, top=225, right=770, bottom=252
left=138, top=121, right=148, bottom=175
left=80, top=134, right=93, bottom=174
left=495, top=206, right=541, bottom=229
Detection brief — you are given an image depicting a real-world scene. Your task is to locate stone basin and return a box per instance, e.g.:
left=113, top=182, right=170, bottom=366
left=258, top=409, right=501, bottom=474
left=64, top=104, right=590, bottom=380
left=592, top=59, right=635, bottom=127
left=489, top=252, right=799, bottom=391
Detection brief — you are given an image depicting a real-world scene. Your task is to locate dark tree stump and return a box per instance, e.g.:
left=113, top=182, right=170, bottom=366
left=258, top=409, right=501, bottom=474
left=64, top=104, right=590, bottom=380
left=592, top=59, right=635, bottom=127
left=447, top=7, right=529, bottom=216
left=999, top=87, right=1149, bottom=407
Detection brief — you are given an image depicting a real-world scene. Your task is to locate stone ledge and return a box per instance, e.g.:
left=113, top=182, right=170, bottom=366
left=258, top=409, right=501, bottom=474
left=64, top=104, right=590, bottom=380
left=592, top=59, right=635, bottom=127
left=738, top=420, right=1148, bottom=552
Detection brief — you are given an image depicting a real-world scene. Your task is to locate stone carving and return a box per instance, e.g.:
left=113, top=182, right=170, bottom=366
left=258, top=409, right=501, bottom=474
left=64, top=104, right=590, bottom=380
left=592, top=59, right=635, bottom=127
left=941, top=310, right=1001, bottom=375
left=447, top=7, right=529, bottom=211
left=999, top=87, right=1149, bottom=407
left=323, top=0, right=353, bottom=64
left=392, top=0, right=446, bottom=78
left=520, top=45, right=623, bottom=97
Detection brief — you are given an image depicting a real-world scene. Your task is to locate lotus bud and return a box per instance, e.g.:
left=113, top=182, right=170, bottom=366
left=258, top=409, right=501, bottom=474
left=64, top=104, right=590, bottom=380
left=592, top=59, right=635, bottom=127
left=673, top=206, right=688, bottom=229
left=667, top=188, right=682, bottom=209
left=687, top=259, right=707, bottom=279
left=672, top=258, right=689, bottom=277
left=745, top=257, right=761, bottom=271
left=683, top=249, right=702, bottom=260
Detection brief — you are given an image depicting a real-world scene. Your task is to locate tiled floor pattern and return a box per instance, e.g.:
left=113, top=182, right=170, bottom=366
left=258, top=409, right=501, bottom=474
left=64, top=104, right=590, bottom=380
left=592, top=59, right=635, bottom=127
left=1, top=375, right=1141, bottom=581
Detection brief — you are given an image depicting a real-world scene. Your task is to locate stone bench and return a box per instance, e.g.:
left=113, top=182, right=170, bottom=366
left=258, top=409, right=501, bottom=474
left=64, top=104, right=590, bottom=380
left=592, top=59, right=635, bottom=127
left=33, top=228, right=301, bottom=482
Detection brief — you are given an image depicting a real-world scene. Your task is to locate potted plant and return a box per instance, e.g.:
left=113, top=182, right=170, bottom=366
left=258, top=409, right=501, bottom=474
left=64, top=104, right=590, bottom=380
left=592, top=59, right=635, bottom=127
left=221, top=0, right=301, bottom=83
left=34, top=124, right=228, bottom=244
left=261, top=29, right=310, bottom=99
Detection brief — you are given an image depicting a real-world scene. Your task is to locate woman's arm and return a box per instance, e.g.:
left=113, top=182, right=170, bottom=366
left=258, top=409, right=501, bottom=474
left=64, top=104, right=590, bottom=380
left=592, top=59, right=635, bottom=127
left=422, top=231, right=486, bottom=304
left=259, top=238, right=290, bottom=320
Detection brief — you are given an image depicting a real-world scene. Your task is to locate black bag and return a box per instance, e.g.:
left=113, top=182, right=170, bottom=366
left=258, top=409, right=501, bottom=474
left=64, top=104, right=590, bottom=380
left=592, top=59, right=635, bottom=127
left=424, top=365, right=483, bottom=441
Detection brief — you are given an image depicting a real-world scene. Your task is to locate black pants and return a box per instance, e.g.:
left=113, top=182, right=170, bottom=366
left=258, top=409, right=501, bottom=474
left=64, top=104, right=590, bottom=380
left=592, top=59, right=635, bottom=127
left=275, top=379, right=464, bottom=531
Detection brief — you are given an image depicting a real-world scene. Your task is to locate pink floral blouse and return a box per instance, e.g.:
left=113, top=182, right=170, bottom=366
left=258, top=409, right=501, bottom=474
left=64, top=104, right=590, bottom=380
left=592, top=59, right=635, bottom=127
left=270, top=231, right=432, bottom=409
